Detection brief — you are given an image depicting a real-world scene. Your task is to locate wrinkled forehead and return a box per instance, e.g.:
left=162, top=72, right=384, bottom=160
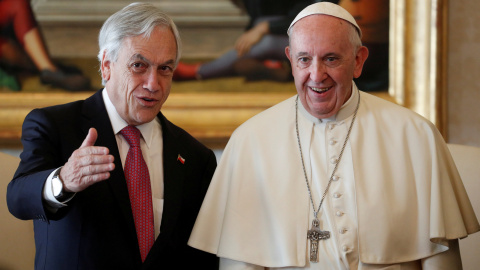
left=118, top=27, right=177, bottom=61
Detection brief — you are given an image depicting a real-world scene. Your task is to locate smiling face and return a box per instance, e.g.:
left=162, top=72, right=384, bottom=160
left=101, top=26, right=177, bottom=126
left=286, top=15, right=368, bottom=119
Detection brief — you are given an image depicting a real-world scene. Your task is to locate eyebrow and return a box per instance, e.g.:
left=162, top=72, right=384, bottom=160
left=295, top=51, right=339, bottom=58
left=129, top=53, right=175, bottom=66
left=130, top=54, right=151, bottom=64
left=295, top=52, right=309, bottom=58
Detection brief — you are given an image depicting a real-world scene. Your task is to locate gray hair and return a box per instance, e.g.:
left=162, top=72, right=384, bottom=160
left=346, top=21, right=362, bottom=54
left=98, top=2, right=182, bottom=85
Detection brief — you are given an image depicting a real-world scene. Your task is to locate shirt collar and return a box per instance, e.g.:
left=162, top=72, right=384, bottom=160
left=102, top=88, right=159, bottom=148
left=298, top=81, right=359, bottom=124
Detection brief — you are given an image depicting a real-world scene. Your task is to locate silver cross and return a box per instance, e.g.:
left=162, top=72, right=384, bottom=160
left=307, top=218, right=330, bottom=262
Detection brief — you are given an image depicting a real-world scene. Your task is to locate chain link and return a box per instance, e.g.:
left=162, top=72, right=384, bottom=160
left=295, top=90, right=360, bottom=219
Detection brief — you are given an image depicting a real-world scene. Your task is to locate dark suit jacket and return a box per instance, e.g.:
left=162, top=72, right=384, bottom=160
left=7, top=90, right=219, bottom=270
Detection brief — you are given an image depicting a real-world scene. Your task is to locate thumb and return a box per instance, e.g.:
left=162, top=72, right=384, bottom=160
left=80, top=128, right=98, bottom=148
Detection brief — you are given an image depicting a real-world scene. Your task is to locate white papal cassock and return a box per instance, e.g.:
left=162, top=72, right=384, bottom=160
left=188, top=83, right=479, bottom=269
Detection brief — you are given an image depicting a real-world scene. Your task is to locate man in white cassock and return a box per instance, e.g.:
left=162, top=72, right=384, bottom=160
left=188, top=2, right=480, bottom=269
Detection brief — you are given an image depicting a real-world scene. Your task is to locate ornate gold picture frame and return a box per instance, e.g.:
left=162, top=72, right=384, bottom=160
left=389, top=0, right=448, bottom=136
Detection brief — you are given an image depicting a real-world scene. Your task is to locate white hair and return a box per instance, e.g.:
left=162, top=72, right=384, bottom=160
left=97, top=2, right=182, bottom=85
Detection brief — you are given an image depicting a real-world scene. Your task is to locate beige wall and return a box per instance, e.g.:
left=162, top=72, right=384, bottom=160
left=447, top=0, right=480, bottom=147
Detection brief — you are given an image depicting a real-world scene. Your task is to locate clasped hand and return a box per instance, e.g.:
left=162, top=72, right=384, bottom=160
left=60, top=128, right=115, bottom=193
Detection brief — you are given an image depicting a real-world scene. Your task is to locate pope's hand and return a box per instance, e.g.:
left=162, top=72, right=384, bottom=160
left=59, top=128, right=115, bottom=193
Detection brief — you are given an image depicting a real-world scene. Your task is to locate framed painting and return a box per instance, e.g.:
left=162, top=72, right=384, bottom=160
left=0, top=0, right=448, bottom=148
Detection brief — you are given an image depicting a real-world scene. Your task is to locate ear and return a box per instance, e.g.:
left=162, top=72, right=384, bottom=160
left=100, top=51, right=112, bottom=82
left=285, top=46, right=295, bottom=78
left=285, top=46, right=292, bottom=62
left=353, top=45, right=369, bottom=79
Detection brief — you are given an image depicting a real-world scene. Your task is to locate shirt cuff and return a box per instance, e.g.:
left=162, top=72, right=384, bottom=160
left=43, top=167, right=75, bottom=211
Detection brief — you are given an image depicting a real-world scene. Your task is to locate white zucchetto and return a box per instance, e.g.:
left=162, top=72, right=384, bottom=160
left=288, top=2, right=362, bottom=38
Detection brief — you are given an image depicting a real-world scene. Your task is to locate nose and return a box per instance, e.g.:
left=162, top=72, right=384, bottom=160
left=309, top=60, right=328, bottom=83
left=143, top=69, right=160, bottom=92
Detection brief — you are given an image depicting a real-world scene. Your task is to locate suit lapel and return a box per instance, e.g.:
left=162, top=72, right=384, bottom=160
left=159, top=113, right=186, bottom=237
left=144, top=113, right=187, bottom=265
left=80, top=90, right=138, bottom=242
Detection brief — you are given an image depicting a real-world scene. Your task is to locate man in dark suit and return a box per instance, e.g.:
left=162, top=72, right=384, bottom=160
left=6, top=3, right=218, bottom=269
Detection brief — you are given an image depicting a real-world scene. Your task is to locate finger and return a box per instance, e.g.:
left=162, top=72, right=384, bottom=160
left=82, top=163, right=116, bottom=176
left=235, top=42, right=246, bottom=57
left=71, top=146, right=110, bottom=158
left=80, top=128, right=98, bottom=148
left=65, top=171, right=113, bottom=193
left=61, top=161, right=115, bottom=192
left=82, top=172, right=112, bottom=186
left=234, top=34, right=248, bottom=51
left=237, top=46, right=248, bottom=57
left=241, top=44, right=252, bottom=56
left=234, top=41, right=242, bottom=52
left=76, top=153, right=115, bottom=167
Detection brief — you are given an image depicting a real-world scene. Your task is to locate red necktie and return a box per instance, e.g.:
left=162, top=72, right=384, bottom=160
left=120, top=125, right=154, bottom=262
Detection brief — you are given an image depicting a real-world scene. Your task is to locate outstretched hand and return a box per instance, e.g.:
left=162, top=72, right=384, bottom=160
left=59, top=128, right=115, bottom=193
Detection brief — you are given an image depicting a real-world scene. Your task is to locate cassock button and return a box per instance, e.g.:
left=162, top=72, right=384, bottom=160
left=339, top=228, right=348, bottom=234
left=336, top=211, right=344, bottom=217
left=329, top=124, right=336, bottom=130
left=329, top=139, right=337, bottom=145
left=342, top=245, right=349, bottom=252
left=333, top=193, right=342, bottom=198
left=330, top=157, right=338, bottom=164
left=333, top=175, right=340, bottom=181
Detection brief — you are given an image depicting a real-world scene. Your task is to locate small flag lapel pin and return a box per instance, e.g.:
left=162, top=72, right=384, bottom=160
left=177, top=154, right=185, bottom=164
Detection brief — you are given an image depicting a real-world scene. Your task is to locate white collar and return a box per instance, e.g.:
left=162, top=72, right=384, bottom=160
left=102, top=88, right=159, bottom=148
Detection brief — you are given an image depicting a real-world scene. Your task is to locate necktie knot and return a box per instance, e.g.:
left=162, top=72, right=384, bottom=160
left=120, top=125, right=142, bottom=147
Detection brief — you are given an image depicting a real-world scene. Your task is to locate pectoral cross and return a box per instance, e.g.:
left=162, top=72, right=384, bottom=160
left=307, top=218, right=330, bottom=262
